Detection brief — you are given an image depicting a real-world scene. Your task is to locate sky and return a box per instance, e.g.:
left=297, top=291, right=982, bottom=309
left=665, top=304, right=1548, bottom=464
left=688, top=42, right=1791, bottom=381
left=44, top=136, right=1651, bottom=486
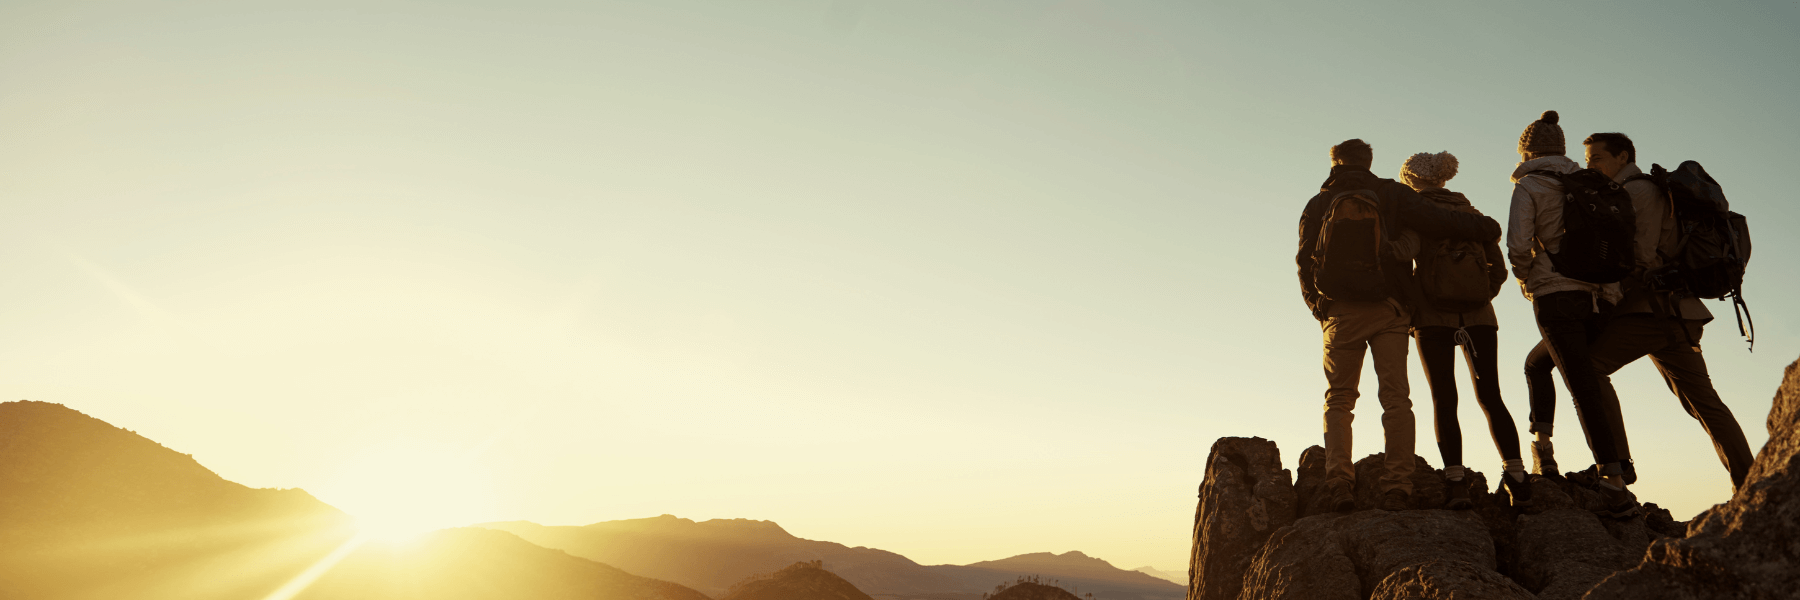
left=2, top=0, right=1798, bottom=572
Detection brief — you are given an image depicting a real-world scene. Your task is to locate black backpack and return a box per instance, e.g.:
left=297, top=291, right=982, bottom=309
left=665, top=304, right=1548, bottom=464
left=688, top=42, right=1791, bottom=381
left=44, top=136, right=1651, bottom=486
left=1643, top=161, right=1754, bottom=349
left=1528, top=168, right=1637, bottom=284
left=1314, top=188, right=1394, bottom=303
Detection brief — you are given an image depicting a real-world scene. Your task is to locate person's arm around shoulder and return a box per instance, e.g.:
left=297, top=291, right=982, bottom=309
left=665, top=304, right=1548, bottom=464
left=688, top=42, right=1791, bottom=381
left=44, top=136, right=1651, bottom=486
left=1506, top=183, right=1538, bottom=289
left=1298, top=193, right=1329, bottom=320
left=1390, top=182, right=1501, bottom=242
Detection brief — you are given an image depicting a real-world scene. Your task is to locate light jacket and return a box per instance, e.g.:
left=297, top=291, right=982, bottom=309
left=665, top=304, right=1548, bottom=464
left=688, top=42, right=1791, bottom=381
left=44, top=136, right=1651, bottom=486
left=1504, top=156, right=1622, bottom=304
left=1613, top=163, right=1713, bottom=321
left=1407, top=189, right=1505, bottom=329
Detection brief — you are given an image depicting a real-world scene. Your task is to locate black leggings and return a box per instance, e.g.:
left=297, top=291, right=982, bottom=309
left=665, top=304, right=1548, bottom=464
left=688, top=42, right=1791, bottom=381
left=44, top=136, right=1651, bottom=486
left=1414, top=325, right=1522, bottom=466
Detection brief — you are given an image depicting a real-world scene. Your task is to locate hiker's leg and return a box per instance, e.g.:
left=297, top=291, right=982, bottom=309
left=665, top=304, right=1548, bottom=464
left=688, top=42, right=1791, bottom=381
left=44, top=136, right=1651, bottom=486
left=1651, top=321, right=1755, bottom=489
left=1371, top=312, right=1415, bottom=495
left=1462, top=326, right=1521, bottom=461
left=1523, top=340, right=1558, bottom=436
left=1533, top=291, right=1621, bottom=473
left=1322, top=304, right=1370, bottom=485
left=1414, top=326, right=1462, bottom=469
left=1587, top=315, right=1662, bottom=466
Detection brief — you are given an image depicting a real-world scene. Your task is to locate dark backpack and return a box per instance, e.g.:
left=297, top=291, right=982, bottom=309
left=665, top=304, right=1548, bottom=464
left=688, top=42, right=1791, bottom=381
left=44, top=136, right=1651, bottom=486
left=1528, top=168, right=1637, bottom=284
left=1314, top=189, right=1393, bottom=303
left=1415, top=201, right=1496, bottom=313
left=1643, top=161, right=1754, bottom=348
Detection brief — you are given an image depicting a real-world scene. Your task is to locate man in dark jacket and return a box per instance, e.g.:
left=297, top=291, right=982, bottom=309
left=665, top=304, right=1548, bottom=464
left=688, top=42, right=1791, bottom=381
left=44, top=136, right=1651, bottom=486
left=1297, top=139, right=1503, bottom=512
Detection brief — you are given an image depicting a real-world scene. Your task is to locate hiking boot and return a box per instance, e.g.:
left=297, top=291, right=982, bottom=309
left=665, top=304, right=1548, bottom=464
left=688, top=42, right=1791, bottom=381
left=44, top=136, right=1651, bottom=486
left=1593, top=481, right=1640, bottom=519
left=1622, top=460, right=1637, bottom=486
left=1444, top=478, right=1472, bottom=510
left=1531, top=440, right=1562, bottom=481
left=1501, top=472, right=1533, bottom=505
left=1325, top=478, right=1355, bottom=513
left=1380, top=489, right=1410, bottom=512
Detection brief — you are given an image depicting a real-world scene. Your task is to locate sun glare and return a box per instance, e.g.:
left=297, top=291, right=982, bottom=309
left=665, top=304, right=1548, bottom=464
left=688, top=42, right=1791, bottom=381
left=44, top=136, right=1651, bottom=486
left=316, top=441, right=497, bottom=542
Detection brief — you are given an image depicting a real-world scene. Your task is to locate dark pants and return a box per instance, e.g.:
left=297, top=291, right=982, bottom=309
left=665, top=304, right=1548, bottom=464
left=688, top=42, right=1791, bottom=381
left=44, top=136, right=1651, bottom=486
left=1591, top=315, right=1755, bottom=488
left=1524, top=340, right=1559, bottom=435
left=1414, top=325, right=1521, bottom=467
left=1531, top=290, right=1623, bottom=472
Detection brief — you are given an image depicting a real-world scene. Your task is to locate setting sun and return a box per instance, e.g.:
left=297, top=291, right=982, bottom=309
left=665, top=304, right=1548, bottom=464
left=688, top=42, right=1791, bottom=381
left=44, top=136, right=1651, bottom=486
left=314, top=441, right=497, bottom=542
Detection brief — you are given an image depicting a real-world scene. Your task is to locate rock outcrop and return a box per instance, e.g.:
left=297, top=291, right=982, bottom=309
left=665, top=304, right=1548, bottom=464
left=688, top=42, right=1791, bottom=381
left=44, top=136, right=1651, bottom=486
left=1187, top=355, right=1800, bottom=600
left=1185, top=437, right=1295, bottom=600
left=1584, top=357, right=1800, bottom=600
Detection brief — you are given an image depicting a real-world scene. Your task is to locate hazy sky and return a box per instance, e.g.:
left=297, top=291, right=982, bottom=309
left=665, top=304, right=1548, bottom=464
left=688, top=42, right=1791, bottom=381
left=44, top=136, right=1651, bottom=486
left=3, top=0, right=1797, bottom=571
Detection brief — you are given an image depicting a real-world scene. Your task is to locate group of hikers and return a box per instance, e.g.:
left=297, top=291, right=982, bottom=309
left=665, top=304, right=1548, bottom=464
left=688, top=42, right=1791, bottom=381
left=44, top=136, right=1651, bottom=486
left=1297, top=110, right=1754, bottom=518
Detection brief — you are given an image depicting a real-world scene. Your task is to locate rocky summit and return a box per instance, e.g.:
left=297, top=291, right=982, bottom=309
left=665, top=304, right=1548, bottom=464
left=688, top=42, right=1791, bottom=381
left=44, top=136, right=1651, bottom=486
left=1186, top=355, right=1800, bottom=600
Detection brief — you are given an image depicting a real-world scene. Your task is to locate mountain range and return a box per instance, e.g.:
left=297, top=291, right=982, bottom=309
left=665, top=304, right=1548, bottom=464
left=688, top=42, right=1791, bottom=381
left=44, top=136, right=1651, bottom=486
left=0, top=401, right=1182, bottom=600
left=479, top=518, right=1180, bottom=600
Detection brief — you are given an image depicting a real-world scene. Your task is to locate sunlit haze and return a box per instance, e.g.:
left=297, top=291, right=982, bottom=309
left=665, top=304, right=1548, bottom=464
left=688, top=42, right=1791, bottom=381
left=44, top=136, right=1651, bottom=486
left=3, top=1, right=1797, bottom=571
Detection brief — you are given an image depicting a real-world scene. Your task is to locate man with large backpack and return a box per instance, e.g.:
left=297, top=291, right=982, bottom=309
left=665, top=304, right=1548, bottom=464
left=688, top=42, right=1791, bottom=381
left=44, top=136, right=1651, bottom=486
left=1297, top=139, right=1501, bottom=512
left=1505, top=111, right=1637, bottom=517
left=1577, top=132, right=1756, bottom=491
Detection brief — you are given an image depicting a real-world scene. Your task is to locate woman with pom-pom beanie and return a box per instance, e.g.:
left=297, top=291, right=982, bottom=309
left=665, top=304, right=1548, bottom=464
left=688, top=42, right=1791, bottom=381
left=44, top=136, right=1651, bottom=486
left=1505, top=110, right=1637, bottom=517
left=1398, top=150, right=1529, bottom=508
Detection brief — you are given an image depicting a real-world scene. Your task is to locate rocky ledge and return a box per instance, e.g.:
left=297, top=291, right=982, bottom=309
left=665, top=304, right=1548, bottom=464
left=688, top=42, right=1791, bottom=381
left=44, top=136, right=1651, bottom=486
left=1186, top=355, right=1800, bottom=600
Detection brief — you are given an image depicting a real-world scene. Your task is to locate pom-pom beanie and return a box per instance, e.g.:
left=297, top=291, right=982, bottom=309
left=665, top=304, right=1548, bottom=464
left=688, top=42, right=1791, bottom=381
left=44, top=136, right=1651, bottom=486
left=1400, top=151, right=1459, bottom=188
left=1518, top=110, right=1565, bottom=156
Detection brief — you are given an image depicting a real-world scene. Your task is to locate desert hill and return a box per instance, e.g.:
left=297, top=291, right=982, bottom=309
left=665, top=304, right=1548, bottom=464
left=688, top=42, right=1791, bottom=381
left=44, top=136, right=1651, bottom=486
left=986, top=581, right=1082, bottom=600
left=0, top=401, right=708, bottom=600
left=721, top=560, right=874, bottom=600
left=293, top=528, right=710, bottom=600
left=480, top=517, right=1182, bottom=600
left=0, top=400, right=355, bottom=600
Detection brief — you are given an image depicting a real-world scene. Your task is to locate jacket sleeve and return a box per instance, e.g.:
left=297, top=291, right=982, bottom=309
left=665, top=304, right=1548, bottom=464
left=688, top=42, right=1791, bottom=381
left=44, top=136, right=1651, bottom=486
left=1625, top=179, right=1664, bottom=273
left=1297, top=194, right=1326, bottom=317
left=1390, top=184, right=1501, bottom=242
left=1506, top=183, right=1537, bottom=286
left=1483, top=237, right=1508, bottom=298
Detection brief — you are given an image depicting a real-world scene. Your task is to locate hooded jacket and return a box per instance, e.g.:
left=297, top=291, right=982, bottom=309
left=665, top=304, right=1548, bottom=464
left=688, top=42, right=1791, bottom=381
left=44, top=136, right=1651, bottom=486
left=1298, top=165, right=1504, bottom=320
left=1406, top=189, right=1506, bottom=329
left=1504, top=155, right=1622, bottom=304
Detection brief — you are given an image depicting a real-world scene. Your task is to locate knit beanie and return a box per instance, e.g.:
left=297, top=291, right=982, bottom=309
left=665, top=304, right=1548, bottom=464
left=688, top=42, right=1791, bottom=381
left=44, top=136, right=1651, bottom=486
left=1400, top=151, right=1459, bottom=189
left=1518, top=110, right=1565, bottom=156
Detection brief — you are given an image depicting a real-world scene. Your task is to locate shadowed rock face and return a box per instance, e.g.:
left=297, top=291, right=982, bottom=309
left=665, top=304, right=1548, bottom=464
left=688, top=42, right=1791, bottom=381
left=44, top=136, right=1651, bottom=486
left=1585, top=357, right=1800, bottom=600
left=1188, top=355, right=1800, bottom=600
left=1185, top=437, right=1295, bottom=600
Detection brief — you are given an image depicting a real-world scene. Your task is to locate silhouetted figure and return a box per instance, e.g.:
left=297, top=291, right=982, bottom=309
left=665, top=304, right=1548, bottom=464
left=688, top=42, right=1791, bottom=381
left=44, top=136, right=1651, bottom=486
left=1532, top=133, right=1755, bottom=492
left=1394, top=151, right=1531, bottom=508
left=1505, top=110, right=1638, bottom=518
left=1297, top=139, right=1501, bottom=513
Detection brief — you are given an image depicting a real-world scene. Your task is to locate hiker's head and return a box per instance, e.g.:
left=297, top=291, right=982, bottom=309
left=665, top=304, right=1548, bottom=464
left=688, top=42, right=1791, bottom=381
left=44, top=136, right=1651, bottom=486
left=1399, top=151, right=1459, bottom=191
left=1517, top=110, right=1565, bottom=160
left=1583, top=132, right=1636, bottom=178
left=1330, top=139, right=1373, bottom=169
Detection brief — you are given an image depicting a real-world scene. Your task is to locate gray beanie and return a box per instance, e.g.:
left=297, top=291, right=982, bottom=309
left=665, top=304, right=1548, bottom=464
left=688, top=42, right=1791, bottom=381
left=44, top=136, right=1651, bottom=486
left=1518, top=110, right=1565, bottom=156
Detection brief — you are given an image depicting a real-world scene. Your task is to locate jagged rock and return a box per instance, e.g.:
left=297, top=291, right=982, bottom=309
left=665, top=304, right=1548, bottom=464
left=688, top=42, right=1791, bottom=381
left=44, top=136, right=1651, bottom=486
left=1370, top=558, right=1534, bottom=600
left=1293, top=446, right=1333, bottom=518
left=1185, top=437, right=1295, bottom=600
left=1352, top=453, right=1448, bottom=511
left=1584, top=356, right=1800, bottom=600
left=1512, top=507, right=1637, bottom=599
left=1235, top=515, right=1360, bottom=600
left=1236, top=509, right=1494, bottom=600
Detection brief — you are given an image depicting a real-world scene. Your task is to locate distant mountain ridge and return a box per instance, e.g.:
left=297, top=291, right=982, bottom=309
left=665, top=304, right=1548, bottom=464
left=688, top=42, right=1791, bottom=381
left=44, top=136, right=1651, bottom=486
left=0, top=401, right=708, bottom=600
left=479, top=518, right=1183, bottom=600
